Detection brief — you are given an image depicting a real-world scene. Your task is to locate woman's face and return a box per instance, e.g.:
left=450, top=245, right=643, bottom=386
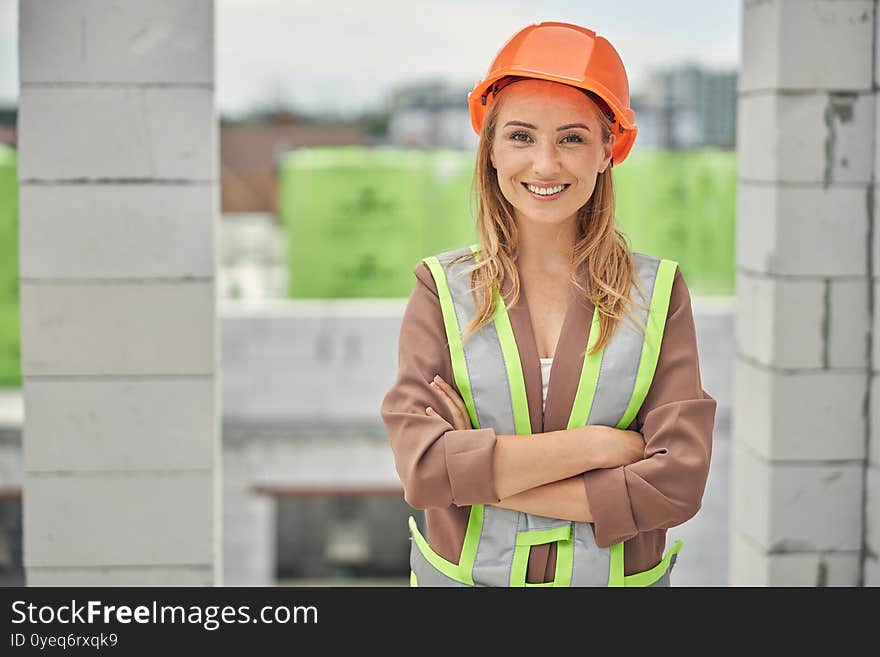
left=490, top=79, right=614, bottom=229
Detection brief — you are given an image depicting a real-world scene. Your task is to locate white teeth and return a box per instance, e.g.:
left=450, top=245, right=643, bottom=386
left=526, top=183, right=566, bottom=196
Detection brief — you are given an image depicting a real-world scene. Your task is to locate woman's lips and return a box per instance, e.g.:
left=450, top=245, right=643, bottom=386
left=522, top=182, right=570, bottom=200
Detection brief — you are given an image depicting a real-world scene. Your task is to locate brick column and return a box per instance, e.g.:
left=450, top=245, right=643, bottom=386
left=869, top=0, right=880, bottom=588
left=17, top=1, right=221, bottom=585
left=732, top=0, right=874, bottom=585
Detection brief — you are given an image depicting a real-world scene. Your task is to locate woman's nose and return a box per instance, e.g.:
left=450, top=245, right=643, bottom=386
left=531, top=139, right=562, bottom=177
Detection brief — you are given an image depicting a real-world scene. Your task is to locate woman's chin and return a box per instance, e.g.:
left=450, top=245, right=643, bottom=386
left=512, top=208, right=579, bottom=227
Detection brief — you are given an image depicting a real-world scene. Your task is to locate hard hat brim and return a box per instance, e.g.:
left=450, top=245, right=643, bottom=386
left=468, top=70, right=638, bottom=166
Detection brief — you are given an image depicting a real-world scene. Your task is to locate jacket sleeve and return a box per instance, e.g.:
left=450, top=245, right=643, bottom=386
left=380, top=261, right=501, bottom=510
left=582, top=266, right=717, bottom=548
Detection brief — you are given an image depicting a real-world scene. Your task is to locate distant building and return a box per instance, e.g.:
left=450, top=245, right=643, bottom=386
left=221, top=111, right=368, bottom=215
left=386, top=80, right=478, bottom=150
left=0, top=107, right=16, bottom=148
left=386, top=66, right=737, bottom=153
left=634, top=64, right=737, bottom=149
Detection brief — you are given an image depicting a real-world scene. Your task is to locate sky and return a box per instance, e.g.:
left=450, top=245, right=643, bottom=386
left=0, top=0, right=741, bottom=118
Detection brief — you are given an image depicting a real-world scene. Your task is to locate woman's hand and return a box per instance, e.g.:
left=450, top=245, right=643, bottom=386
left=581, top=424, right=647, bottom=469
left=425, top=375, right=472, bottom=430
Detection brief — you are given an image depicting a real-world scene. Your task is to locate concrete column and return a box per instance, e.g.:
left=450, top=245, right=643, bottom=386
left=17, top=0, right=220, bottom=585
left=868, top=0, right=880, bottom=588
left=732, top=0, right=874, bottom=585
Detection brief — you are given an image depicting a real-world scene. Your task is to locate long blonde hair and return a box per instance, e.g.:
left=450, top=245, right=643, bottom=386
left=449, top=86, right=649, bottom=358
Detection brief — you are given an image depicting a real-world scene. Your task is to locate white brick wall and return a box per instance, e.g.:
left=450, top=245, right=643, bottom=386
left=18, top=0, right=220, bottom=585
left=25, top=567, right=215, bottom=587
left=733, top=0, right=875, bottom=587
left=740, top=0, right=874, bottom=93
left=737, top=184, right=868, bottom=277
left=737, top=92, right=874, bottom=185
left=220, top=300, right=404, bottom=422
left=19, top=184, right=217, bottom=279
left=730, top=531, right=861, bottom=586
left=872, top=376, right=880, bottom=467
left=735, top=272, right=825, bottom=368
left=733, top=359, right=865, bottom=461
left=866, top=465, right=880, bottom=585
left=20, top=282, right=215, bottom=375
left=23, top=378, right=215, bottom=471
left=19, top=0, right=214, bottom=84
left=829, top=279, right=870, bottom=367
left=18, top=88, right=217, bottom=181
left=24, top=472, right=214, bottom=567
left=731, top=443, right=863, bottom=553
left=222, top=442, right=275, bottom=587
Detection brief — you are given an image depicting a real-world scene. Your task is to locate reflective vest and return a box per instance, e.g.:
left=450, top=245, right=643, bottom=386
left=408, top=243, right=684, bottom=587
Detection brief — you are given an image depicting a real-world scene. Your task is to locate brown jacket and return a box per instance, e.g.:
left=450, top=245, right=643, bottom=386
left=380, top=254, right=717, bottom=583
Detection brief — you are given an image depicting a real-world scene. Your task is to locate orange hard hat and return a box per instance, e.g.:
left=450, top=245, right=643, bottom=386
left=468, top=21, right=637, bottom=166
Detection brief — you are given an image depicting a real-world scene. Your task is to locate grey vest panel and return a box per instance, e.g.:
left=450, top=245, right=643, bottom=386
left=585, top=252, right=660, bottom=428
left=569, top=520, right=613, bottom=586
left=471, top=506, right=520, bottom=587
left=438, top=247, right=517, bottom=436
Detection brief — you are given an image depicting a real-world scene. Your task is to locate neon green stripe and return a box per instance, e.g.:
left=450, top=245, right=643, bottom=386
left=469, top=242, right=531, bottom=437
left=509, top=525, right=572, bottom=586
left=617, top=259, right=679, bottom=430
left=514, top=525, right=572, bottom=545
left=410, top=570, right=418, bottom=587
left=623, top=539, right=683, bottom=587
left=422, top=255, right=480, bottom=430
left=457, top=503, right=482, bottom=585
left=408, top=515, right=471, bottom=584
left=407, top=508, right=483, bottom=586
left=608, top=542, right=625, bottom=586
left=567, top=308, right=603, bottom=430
left=553, top=538, right=574, bottom=586
left=509, top=543, right=531, bottom=587
left=492, top=289, right=532, bottom=435
left=419, top=247, right=487, bottom=586
left=510, top=526, right=574, bottom=586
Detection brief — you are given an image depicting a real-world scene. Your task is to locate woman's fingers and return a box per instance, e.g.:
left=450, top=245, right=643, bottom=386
left=428, top=375, right=470, bottom=430
left=431, top=375, right=466, bottom=415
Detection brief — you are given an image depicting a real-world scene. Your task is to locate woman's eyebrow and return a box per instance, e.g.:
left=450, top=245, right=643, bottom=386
left=557, top=123, right=591, bottom=132
left=503, top=120, right=591, bottom=132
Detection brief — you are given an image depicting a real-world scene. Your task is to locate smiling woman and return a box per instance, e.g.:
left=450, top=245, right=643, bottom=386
left=380, top=21, right=716, bottom=588
left=490, top=81, right=612, bottom=224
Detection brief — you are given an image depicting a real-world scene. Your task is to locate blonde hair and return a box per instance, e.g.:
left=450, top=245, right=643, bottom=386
left=449, top=86, right=649, bottom=358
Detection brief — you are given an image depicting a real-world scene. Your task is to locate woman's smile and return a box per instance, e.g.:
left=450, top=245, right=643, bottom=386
left=522, top=182, right=571, bottom=200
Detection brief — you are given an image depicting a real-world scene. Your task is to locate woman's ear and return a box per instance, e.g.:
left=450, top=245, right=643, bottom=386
left=599, top=133, right=615, bottom=173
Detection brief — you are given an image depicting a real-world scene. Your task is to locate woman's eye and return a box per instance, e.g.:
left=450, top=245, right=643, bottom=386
left=509, top=132, right=584, bottom=144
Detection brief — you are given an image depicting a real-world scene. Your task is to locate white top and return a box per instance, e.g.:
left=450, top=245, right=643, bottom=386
left=540, top=357, right=553, bottom=412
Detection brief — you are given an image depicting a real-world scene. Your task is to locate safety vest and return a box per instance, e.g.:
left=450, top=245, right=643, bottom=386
left=408, top=243, right=684, bottom=587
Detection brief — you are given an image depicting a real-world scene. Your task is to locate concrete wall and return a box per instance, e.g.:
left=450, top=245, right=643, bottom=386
left=733, top=0, right=877, bottom=585
left=17, top=0, right=221, bottom=585
left=220, top=298, right=404, bottom=585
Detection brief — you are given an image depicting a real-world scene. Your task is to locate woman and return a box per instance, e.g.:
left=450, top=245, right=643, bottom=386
left=380, top=21, right=716, bottom=586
